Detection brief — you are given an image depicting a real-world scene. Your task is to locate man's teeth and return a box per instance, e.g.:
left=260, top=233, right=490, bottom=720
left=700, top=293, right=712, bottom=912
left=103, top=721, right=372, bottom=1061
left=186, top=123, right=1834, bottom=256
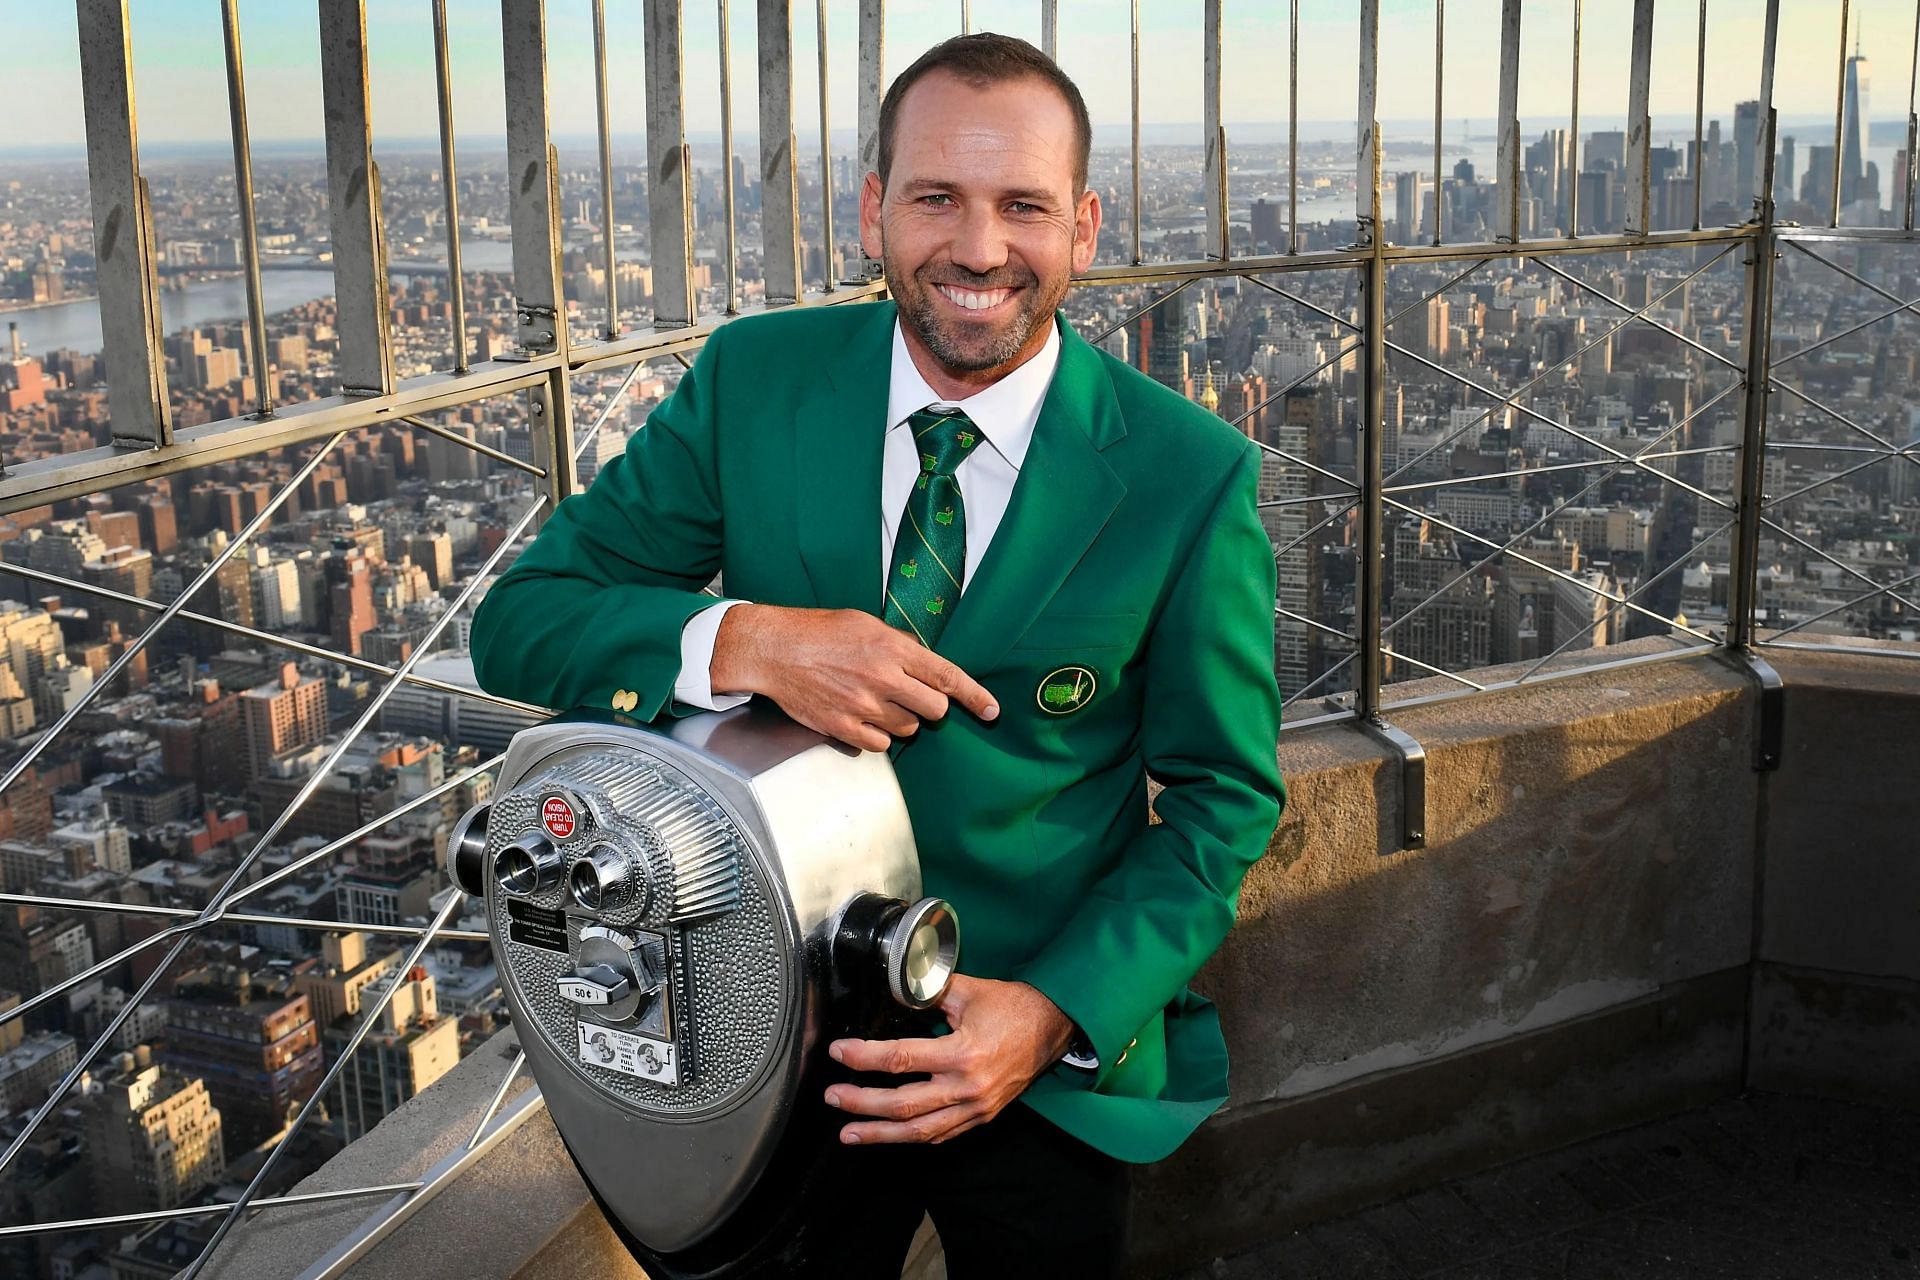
left=938, top=285, right=1010, bottom=311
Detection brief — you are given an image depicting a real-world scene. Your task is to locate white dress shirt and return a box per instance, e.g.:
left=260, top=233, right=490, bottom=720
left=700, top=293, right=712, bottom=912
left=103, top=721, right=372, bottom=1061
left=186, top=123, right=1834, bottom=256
left=671, top=317, right=1063, bottom=710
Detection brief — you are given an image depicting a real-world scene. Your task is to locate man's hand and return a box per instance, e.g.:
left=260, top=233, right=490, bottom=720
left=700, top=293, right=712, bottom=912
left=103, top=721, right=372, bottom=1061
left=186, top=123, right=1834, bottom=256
left=711, top=603, right=998, bottom=751
left=822, top=975, right=1075, bottom=1145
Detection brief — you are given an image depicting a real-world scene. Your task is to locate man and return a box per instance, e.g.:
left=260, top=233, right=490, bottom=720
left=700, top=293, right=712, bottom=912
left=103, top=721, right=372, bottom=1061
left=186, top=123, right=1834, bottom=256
left=471, top=33, right=1283, bottom=1278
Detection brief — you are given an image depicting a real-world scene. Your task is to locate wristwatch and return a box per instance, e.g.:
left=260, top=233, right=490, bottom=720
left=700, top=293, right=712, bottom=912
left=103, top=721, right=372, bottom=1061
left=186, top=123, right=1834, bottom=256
left=1061, top=1028, right=1099, bottom=1071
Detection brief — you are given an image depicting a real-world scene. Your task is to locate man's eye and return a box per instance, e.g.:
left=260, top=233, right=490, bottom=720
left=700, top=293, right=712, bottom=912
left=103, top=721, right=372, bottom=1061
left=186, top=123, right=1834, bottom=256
left=1008, top=202, right=1040, bottom=214
left=920, top=194, right=955, bottom=206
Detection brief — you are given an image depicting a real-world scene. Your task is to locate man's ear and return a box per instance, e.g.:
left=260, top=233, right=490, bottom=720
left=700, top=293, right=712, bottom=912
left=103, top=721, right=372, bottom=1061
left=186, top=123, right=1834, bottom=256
left=1071, top=188, right=1103, bottom=275
left=859, top=172, right=886, bottom=263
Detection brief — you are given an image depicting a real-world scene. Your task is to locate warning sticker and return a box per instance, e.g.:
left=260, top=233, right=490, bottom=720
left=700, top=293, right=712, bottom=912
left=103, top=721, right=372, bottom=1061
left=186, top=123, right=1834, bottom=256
left=540, top=794, right=578, bottom=840
left=577, top=1022, right=680, bottom=1086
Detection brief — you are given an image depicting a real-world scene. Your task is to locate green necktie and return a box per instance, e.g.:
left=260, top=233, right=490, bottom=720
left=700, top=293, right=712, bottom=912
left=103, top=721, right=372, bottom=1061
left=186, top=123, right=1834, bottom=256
left=883, top=407, right=979, bottom=647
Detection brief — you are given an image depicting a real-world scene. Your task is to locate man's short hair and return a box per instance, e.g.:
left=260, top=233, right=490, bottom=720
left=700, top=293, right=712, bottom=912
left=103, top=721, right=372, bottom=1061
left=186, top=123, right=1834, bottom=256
left=877, top=33, right=1092, bottom=194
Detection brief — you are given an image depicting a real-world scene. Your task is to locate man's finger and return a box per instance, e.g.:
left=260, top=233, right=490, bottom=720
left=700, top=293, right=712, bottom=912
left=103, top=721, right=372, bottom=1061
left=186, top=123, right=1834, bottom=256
left=838, top=1102, right=982, bottom=1147
left=829, top=1035, right=964, bottom=1076
left=886, top=675, right=950, bottom=724
left=905, top=652, right=999, bottom=722
left=824, top=1079, right=960, bottom=1121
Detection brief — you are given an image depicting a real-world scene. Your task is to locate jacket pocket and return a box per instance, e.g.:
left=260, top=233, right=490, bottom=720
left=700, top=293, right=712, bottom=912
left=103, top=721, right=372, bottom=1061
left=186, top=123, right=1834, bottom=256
left=1009, top=611, right=1138, bottom=652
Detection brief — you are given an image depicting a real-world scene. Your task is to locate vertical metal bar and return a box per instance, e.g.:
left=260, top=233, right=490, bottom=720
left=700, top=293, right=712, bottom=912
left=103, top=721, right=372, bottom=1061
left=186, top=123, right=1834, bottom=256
left=1694, top=0, right=1707, bottom=229
left=526, top=368, right=579, bottom=512
left=1131, top=0, right=1143, bottom=263
left=1042, top=0, right=1058, bottom=60
left=719, top=0, right=740, bottom=312
left=646, top=0, right=698, bottom=325
left=1358, top=0, right=1379, bottom=244
left=857, top=0, right=885, bottom=279
left=1289, top=0, right=1299, bottom=254
left=319, top=0, right=396, bottom=396
left=219, top=0, right=273, bottom=417
left=593, top=0, right=620, bottom=338
left=432, top=0, right=468, bottom=372
left=1205, top=0, right=1227, bottom=259
left=961, top=0, right=971, bottom=35
left=1359, top=128, right=1387, bottom=720
left=1568, top=0, right=1582, bottom=236
left=1625, top=0, right=1655, bottom=235
left=758, top=0, right=803, bottom=305
left=816, top=0, right=836, bottom=289
left=1832, top=0, right=1850, bottom=227
left=501, top=0, right=567, bottom=356
left=74, top=0, right=170, bottom=449
left=1907, top=0, right=1919, bottom=230
left=1730, top=1, right=1782, bottom=650
left=1495, top=0, right=1523, bottom=242
left=1433, top=0, right=1444, bottom=245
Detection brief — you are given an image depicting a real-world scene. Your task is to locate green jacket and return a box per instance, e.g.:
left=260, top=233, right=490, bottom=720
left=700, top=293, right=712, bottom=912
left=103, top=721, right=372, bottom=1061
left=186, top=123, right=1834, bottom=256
left=470, top=299, right=1284, bottom=1163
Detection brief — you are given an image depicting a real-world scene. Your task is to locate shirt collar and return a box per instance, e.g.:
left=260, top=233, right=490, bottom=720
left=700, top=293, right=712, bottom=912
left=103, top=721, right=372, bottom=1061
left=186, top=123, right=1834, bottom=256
left=885, top=316, right=1061, bottom=470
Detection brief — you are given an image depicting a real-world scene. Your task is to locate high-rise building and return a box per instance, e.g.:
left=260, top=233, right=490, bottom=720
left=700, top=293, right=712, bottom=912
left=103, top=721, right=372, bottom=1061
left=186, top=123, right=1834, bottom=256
left=293, top=931, right=404, bottom=1028
left=1735, top=100, right=1761, bottom=207
left=327, top=548, right=377, bottom=657
left=240, top=662, right=329, bottom=780
left=160, top=964, right=323, bottom=1154
left=1250, top=197, right=1285, bottom=252
left=1842, top=31, right=1869, bottom=206
left=1393, top=172, right=1423, bottom=244
left=329, top=963, right=460, bottom=1141
left=81, top=1046, right=225, bottom=1213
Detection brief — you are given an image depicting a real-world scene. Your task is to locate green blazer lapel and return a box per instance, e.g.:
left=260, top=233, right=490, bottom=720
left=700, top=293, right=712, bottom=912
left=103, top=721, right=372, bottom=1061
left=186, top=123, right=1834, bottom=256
left=794, top=301, right=896, bottom=612
left=937, top=314, right=1128, bottom=677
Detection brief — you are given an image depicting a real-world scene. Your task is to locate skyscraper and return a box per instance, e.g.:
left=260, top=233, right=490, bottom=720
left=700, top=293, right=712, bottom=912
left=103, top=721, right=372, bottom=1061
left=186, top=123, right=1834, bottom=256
left=1734, top=100, right=1761, bottom=208
left=1842, top=29, right=1869, bottom=206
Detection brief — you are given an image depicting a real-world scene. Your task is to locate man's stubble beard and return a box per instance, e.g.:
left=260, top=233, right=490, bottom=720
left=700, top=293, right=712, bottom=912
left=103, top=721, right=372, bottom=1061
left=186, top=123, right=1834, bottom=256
left=884, top=239, right=1070, bottom=376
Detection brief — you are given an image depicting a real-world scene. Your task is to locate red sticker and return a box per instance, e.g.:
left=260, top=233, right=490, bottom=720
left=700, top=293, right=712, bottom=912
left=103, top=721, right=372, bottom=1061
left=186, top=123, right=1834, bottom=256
left=541, top=796, right=577, bottom=840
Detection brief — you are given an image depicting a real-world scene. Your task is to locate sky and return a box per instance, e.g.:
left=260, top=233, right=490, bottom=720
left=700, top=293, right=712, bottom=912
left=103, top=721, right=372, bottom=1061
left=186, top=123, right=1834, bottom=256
left=0, top=0, right=1910, bottom=155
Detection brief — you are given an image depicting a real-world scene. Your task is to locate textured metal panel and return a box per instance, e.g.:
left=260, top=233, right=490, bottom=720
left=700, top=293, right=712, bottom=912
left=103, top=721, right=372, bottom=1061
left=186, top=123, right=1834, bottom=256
left=502, top=0, right=566, bottom=355
left=1624, top=0, right=1655, bottom=235
left=319, top=0, right=396, bottom=395
left=646, top=0, right=697, bottom=327
left=75, top=0, right=171, bottom=449
left=758, top=0, right=803, bottom=305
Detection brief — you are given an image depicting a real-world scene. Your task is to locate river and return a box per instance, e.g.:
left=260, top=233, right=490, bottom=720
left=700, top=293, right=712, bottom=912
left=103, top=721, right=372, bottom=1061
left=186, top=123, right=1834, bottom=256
left=3, top=239, right=517, bottom=359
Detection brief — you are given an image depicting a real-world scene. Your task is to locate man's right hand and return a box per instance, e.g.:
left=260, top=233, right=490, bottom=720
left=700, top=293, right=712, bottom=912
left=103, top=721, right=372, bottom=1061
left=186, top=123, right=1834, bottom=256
left=709, top=604, right=999, bottom=752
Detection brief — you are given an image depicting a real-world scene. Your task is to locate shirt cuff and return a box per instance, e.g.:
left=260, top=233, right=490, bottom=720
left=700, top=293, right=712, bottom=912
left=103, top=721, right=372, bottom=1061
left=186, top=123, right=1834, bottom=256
left=672, top=599, right=753, bottom=712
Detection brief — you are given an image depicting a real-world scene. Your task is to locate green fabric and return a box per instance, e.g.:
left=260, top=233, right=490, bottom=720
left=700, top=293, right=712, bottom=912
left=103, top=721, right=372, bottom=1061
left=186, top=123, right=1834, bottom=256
left=470, top=300, right=1285, bottom=1164
left=882, top=408, right=975, bottom=646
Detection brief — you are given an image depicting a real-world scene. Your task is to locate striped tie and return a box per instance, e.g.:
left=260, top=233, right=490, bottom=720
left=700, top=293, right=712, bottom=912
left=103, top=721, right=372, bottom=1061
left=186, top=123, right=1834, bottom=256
left=882, top=408, right=978, bottom=647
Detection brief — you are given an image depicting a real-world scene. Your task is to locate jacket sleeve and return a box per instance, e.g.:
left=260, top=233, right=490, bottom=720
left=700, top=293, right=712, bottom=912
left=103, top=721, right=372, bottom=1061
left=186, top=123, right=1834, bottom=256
left=469, top=326, right=731, bottom=720
left=1013, top=441, right=1285, bottom=1081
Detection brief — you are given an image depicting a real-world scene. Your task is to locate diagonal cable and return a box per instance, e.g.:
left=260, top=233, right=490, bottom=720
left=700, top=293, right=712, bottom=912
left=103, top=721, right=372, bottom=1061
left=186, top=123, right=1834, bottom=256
left=1762, top=567, right=1920, bottom=642
left=575, top=359, right=649, bottom=461
left=0, top=432, right=347, bottom=797
left=1243, top=273, right=1363, bottom=333
left=403, top=414, right=546, bottom=477
left=1532, top=257, right=1744, bottom=374
left=1766, top=436, right=1920, bottom=509
left=0, top=560, right=549, bottom=720
left=1386, top=244, right=1739, bottom=486
left=0, top=891, right=488, bottom=943
left=1086, top=278, right=1197, bottom=347
left=1514, top=516, right=1737, bottom=683
left=0, top=495, right=543, bottom=1183
left=1767, top=379, right=1920, bottom=486
left=1384, top=499, right=1722, bottom=644
left=1759, top=515, right=1920, bottom=618
left=180, top=893, right=464, bottom=1280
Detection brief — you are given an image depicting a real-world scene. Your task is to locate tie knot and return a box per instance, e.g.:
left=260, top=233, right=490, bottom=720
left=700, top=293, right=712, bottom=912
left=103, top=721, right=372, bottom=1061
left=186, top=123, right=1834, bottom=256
left=908, top=408, right=979, bottom=477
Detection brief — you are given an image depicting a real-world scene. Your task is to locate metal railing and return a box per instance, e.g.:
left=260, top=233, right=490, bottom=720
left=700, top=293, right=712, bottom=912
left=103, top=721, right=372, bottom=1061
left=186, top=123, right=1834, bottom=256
left=2, top=0, right=1918, bottom=1274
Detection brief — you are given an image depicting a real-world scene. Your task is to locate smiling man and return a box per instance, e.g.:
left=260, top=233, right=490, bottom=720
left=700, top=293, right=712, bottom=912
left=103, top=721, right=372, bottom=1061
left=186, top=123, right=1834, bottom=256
left=471, top=33, right=1283, bottom=1279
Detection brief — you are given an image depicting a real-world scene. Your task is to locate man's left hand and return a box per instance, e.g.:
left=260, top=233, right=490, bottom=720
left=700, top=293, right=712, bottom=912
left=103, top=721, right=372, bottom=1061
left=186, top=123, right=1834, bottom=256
left=824, top=975, right=1075, bottom=1145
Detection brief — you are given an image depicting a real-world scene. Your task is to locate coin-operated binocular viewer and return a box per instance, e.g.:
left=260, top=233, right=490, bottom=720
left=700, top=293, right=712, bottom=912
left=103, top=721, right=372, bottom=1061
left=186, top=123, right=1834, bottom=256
left=447, top=706, right=959, bottom=1277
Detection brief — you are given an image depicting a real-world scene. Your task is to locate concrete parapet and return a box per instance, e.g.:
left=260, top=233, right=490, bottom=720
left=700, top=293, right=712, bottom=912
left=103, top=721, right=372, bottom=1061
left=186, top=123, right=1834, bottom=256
left=234, top=646, right=1920, bottom=1279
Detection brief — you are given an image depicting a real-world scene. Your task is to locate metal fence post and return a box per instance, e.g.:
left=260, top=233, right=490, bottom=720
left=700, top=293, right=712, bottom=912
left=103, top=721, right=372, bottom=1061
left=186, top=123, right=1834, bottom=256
left=319, top=0, right=397, bottom=396
left=74, top=0, right=171, bottom=449
left=1730, top=2, right=1782, bottom=649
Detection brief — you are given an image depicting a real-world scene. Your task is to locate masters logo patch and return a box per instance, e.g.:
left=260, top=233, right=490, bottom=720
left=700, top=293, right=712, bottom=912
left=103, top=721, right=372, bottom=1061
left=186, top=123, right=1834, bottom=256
left=1036, top=665, right=1097, bottom=716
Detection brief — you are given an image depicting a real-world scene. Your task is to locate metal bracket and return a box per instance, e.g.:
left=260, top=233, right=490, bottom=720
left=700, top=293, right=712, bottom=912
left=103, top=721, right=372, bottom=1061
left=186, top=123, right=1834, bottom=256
left=1725, top=649, right=1785, bottom=771
left=1356, top=714, right=1428, bottom=853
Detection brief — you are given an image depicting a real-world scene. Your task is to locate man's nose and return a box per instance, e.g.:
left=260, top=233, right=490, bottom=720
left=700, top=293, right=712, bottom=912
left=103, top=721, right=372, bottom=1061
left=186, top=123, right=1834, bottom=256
left=948, top=205, right=1010, bottom=275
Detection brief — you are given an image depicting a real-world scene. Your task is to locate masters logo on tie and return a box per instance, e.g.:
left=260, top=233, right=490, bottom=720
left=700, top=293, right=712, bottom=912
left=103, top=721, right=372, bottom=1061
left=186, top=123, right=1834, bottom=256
left=1036, top=665, right=1097, bottom=716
